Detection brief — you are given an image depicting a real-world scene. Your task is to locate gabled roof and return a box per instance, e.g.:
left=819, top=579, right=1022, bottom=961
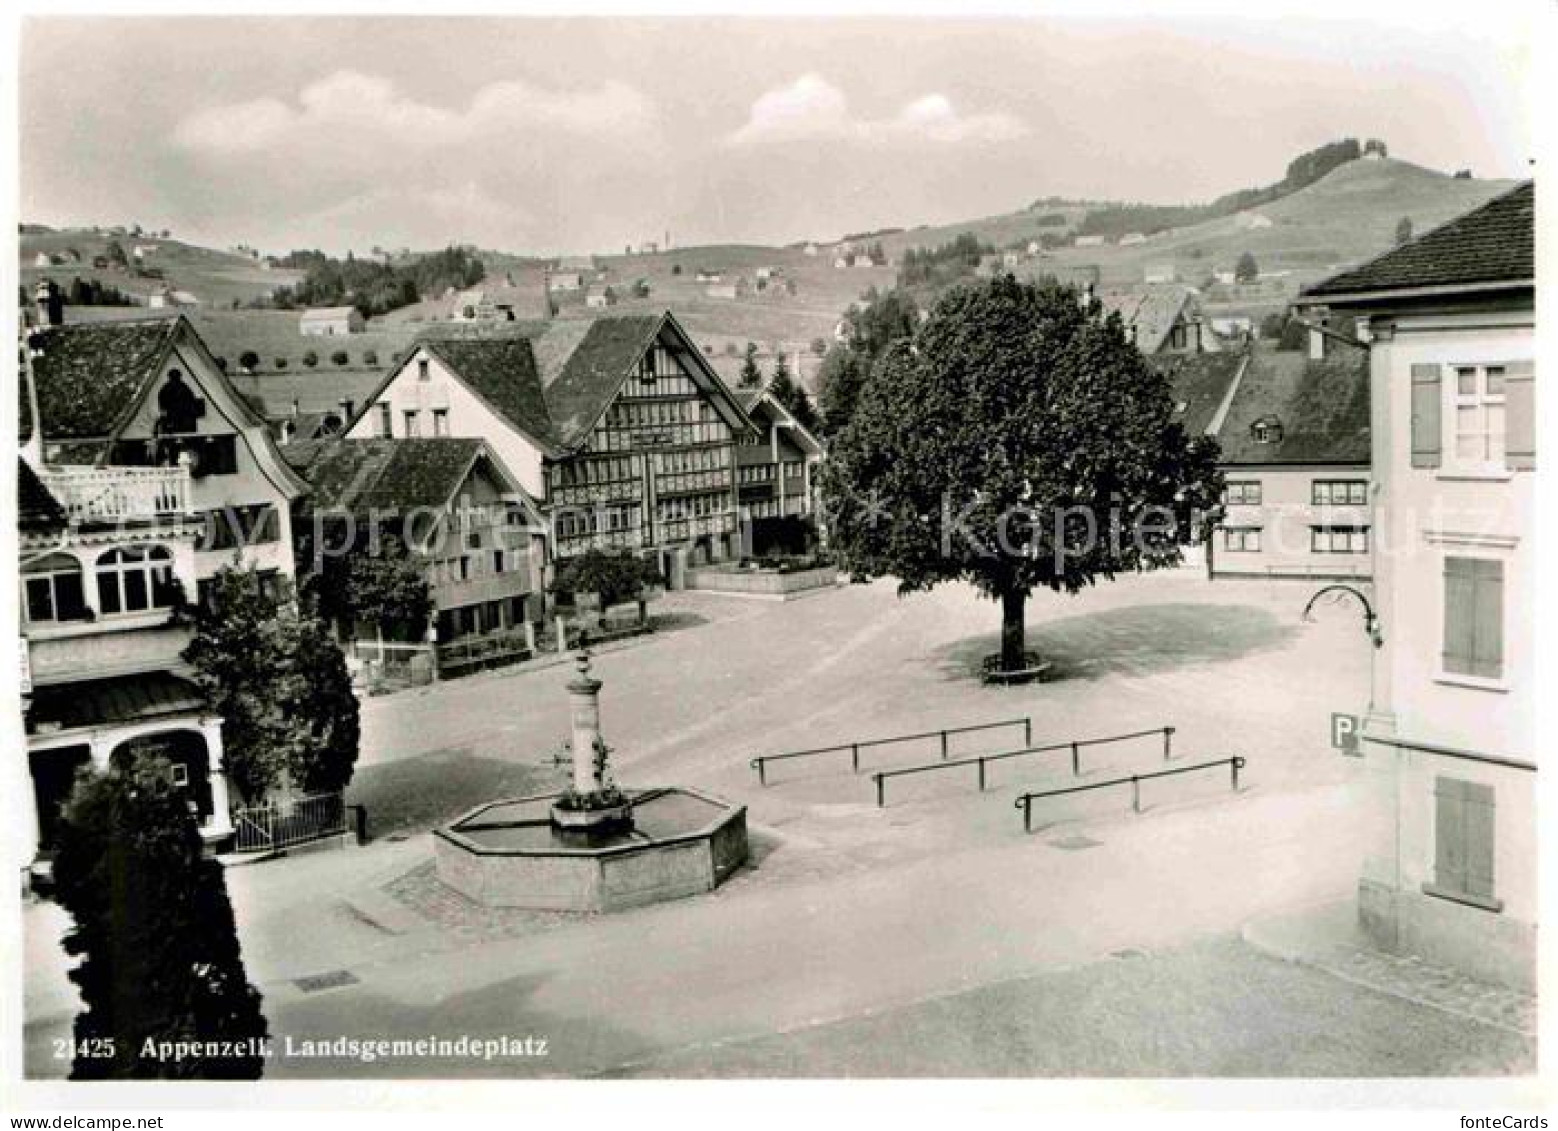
left=734, top=389, right=825, bottom=456
left=1214, top=342, right=1370, bottom=465
left=543, top=316, right=665, bottom=445
left=1303, top=181, right=1534, bottom=300
left=21, top=316, right=183, bottom=440
left=18, top=460, right=67, bottom=531
left=1096, top=285, right=1197, bottom=354
left=284, top=437, right=501, bottom=514
left=1151, top=351, right=1246, bottom=437
left=421, top=336, right=559, bottom=448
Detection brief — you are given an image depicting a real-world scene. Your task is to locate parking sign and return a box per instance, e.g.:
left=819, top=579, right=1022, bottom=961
left=1331, top=712, right=1361, bottom=757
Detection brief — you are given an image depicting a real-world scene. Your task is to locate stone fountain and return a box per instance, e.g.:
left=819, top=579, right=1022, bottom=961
left=434, top=646, right=749, bottom=911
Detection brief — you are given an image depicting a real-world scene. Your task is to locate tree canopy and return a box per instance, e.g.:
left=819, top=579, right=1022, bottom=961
left=549, top=549, right=663, bottom=609
left=822, top=275, right=1223, bottom=670
left=53, top=751, right=268, bottom=1079
left=182, top=566, right=360, bottom=803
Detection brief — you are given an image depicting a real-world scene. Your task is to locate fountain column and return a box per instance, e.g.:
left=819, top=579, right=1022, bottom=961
left=567, top=648, right=605, bottom=795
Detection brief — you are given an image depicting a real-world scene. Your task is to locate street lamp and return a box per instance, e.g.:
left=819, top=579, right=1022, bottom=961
left=1301, top=583, right=1383, bottom=648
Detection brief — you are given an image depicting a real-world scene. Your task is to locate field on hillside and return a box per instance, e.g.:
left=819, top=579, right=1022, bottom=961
left=20, top=229, right=303, bottom=308
left=1015, top=159, right=1516, bottom=306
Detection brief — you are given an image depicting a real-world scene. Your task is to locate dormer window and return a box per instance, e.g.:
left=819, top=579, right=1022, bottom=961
left=1251, top=416, right=1283, bottom=445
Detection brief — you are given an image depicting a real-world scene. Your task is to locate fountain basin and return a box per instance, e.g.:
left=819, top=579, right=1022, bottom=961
left=434, top=787, right=748, bottom=912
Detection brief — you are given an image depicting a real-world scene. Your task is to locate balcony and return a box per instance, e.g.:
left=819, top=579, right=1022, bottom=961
left=36, top=465, right=193, bottom=524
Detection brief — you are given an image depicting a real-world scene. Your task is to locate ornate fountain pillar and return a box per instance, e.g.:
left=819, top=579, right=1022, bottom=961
left=551, top=645, right=633, bottom=838
left=567, top=649, right=605, bottom=795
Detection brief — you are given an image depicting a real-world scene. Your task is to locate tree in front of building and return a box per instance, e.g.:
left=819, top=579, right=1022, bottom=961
left=823, top=275, right=1223, bottom=673
left=52, top=751, right=268, bottom=1079
left=767, top=352, right=821, bottom=437
left=304, top=533, right=433, bottom=645
left=817, top=287, right=920, bottom=435
left=549, top=550, right=663, bottom=612
left=182, top=565, right=360, bottom=804
left=1235, top=251, right=1259, bottom=283
left=738, top=342, right=762, bottom=388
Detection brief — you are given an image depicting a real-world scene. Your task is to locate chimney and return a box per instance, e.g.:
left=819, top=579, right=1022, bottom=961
left=1308, top=323, right=1326, bottom=361
left=34, top=280, right=62, bottom=327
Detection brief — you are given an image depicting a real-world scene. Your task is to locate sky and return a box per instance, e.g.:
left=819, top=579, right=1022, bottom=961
left=17, top=12, right=1535, bottom=257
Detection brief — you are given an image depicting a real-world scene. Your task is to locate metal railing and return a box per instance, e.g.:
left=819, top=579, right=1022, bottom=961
left=750, top=716, right=1033, bottom=786
left=869, top=725, right=1175, bottom=807
left=1013, top=755, right=1245, bottom=832
left=231, top=791, right=348, bottom=854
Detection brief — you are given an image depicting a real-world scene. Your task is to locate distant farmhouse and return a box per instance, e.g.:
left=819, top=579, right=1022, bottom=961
left=300, top=306, right=365, bottom=337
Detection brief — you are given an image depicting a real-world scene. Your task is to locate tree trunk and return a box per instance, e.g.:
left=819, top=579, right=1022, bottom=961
left=1000, top=587, right=1027, bottom=671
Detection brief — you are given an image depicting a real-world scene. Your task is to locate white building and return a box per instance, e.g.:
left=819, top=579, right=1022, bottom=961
left=1299, top=182, right=1535, bottom=991
left=300, top=305, right=365, bottom=336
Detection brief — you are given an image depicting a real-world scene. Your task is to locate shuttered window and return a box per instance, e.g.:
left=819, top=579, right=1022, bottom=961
left=1428, top=777, right=1500, bottom=911
left=1442, top=556, right=1504, bottom=680
left=1410, top=363, right=1442, bottom=468
left=1504, top=359, right=1535, bottom=471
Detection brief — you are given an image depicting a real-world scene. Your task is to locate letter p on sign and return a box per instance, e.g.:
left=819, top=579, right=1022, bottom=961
left=1331, top=713, right=1361, bottom=757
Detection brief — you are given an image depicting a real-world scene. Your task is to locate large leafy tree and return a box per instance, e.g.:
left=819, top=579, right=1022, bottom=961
left=303, top=532, right=433, bottom=643
left=182, top=565, right=360, bottom=803
left=823, top=276, right=1223, bottom=672
left=818, top=288, right=920, bottom=434
left=53, top=751, right=268, bottom=1079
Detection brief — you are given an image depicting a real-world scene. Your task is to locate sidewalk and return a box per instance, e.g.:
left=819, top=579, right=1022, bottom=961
left=1242, top=900, right=1537, bottom=1037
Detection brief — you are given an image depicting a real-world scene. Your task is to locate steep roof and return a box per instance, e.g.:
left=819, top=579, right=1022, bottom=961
left=1215, top=342, right=1370, bottom=465
left=1303, top=181, right=1534, bottom=299
left=21, top=317, right=181, bottom=440
left=18, top=460, right=67, bottom=530
left=1152, top=351, right=1246, bottom=437
left=284, top=437, right=492, bottom=513
left=420, top=336, right=559, bottom=448
left=542, top=315, right=664, bottom=445
left=1096, top=285, right=1197, bottom=354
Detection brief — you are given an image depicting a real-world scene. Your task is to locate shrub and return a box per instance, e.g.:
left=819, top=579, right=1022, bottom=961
left=302, top=350, right=319, bottom=368
left=331, top=349, right=349, bottom=366
left=237, top=350, right=259, bottom=371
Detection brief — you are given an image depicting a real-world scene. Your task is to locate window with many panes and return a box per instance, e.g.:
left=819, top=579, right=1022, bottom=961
left=1310, top=526, right=1369, bottom=553
left=96, top=545, right=179, bottom=615
left=23, top=553, right=88, bottom=623
left=1225, top=481, right=1262, bottom=506
left=1312, top=479, right=1368, bottom=506
left=1452, top=365, right=1506, bottom=468
left=1221, top=527, right=1261, bottom=552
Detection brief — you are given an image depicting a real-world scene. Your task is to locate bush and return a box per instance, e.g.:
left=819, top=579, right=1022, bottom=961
left=331, top=349, right=349, bottom=366
left=302, top=350, right=319, bottom=368
left=274, top=357, right=288, bottom=369
left=238, top=350, right=259, bottom=371
left=363, top=349, right=378, bottom=366
left=549, top=550, right=662, bottom=609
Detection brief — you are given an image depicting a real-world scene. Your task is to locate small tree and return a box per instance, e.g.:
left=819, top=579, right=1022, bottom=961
left=824, top=276, right=1223, bottom=672
left=53, top=752, right=268, bottom=1079
left=302, top=349, right=319, bottom=368
left=1395, top=216, right=1414, bottom=245
left=549, top=550, right=662, bottom=610
left=331, top=349, right=349, bottom=366
left=1235, top=251, right=1259, bottom=283
left=306, top=533, right=433, bottom=644
left=182, top=566, right=360, bottom=804
left=768, top=353, right=821, bottom=436
left=738, top=341, right=762, bottom=388
left=238, top=350, right=260, bottom=372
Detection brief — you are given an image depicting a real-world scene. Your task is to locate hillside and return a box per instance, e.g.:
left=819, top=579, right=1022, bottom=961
left=19, top=228, right=303, bottom=308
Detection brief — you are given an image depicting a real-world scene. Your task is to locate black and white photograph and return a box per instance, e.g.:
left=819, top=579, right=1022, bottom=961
left=2, top=1, right=1547, bottom=1121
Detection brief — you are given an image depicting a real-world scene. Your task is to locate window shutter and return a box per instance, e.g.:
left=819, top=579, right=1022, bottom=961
left=1411, top=363, right=1443, bottom=468
left=1462, top=781, right=1497, bottom=900
left=1471, top=559, right=1505, bottom=680
left=1504, top=359, right=1535, bottom=471
left=1442, top=557, right=1477, bottom=675
left=1433, top=777, right=1468, bottom=893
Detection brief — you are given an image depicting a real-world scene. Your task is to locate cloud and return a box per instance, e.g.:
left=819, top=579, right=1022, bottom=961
left=174, top=70, right=657, bottom=155
left=729, top=74, right=1027, bottom=146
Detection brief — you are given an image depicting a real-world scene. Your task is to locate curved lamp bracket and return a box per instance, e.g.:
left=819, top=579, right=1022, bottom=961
left=1302, top=584, right=1383, bottom=648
